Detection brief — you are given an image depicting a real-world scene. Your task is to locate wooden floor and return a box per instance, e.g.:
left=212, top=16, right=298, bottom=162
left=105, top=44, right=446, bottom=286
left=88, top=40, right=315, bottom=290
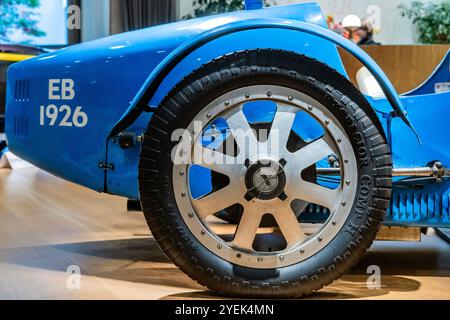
left=0, top=166, right=449, bottom=300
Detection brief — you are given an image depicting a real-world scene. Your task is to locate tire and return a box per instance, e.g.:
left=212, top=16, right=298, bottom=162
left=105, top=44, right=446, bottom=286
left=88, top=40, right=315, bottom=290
left=139, top=49, right=392, bottom=298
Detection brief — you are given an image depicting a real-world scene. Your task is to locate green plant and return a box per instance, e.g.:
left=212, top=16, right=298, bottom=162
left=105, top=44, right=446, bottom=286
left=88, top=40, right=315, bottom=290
left=399, top=1, right=450, bottom=44
left=0, top=0, right=45, bottom=43
left=184, top=0, right=276, bottom=19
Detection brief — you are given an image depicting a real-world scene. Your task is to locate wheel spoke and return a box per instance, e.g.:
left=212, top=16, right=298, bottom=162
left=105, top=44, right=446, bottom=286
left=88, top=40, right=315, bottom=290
left=290, top=181, right=339, bottom=210
left=287, top=138, right=335, bottom=172
left=269, top=110, right=296, bottom=152
left=193, top=144, right=244, bottom=177
left=292, top=200, right=309, bottom=216
left=192, top=185, right=242, bottom=219
left=231, top=206, right=262, bottom=250
left=323, top=132, right=340, bottom=157
left=274, top=206, right=306, bottom=249
left=226, top=110, right=258, bottom=159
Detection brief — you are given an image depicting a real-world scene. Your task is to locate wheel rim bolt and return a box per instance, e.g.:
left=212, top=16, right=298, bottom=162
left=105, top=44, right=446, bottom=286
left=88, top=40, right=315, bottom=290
left=217, top=244, right=222, bottom=250
left=258, top=257, right=264, bottom=262
left=325, top=120, right=330, bottom=126
left=237, top=253, right=242, bottom=258
left=225, top=101, right=230, bottom=106
left=207, top=113, right=212, bottom=119
left=342, top=201, right=347, bottom=207
left=345, top=180, right=351, bottom=186
left=279, top=256, right=285, bottom=262
left=267, top=92, right=272, bottom=97
left=332, top=220, right=337, bottom=226
left=300, top=249, right=305, bottom=254
left=245, top=93, right=250, bottom=99
left=201, top=230, right=206, bottom=236
left=318, top=237, right=323, bottom=242
left=188, top=213, right=194, bottom=218
left=308, top=106, right=313, bottom=111
left=289, top=96, right=294, bottom=101
left=181, top=193, right=186, bottom=197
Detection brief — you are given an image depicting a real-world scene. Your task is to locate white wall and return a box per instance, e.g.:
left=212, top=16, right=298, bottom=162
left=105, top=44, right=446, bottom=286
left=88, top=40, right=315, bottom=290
left=179, top=0, right=430, bottom=44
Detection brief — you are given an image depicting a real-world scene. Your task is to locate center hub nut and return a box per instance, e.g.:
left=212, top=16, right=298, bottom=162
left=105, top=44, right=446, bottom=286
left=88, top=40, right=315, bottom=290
left=245, top=160, right=287, bottom=201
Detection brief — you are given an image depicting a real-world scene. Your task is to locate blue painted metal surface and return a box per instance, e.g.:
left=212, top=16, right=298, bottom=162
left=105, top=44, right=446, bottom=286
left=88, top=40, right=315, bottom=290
left=4, top=2, right=450, bottom=227
left=297, top=181, right=450, bottom=227
left=370, top=89, right=450, bottom=171
left=368, top=55, right=450, bottom=227
left=388, top=180, right=450, bottom=228
left=111, top=18, right=414, bottom=137
left=6, top=2, right=334, bottom=193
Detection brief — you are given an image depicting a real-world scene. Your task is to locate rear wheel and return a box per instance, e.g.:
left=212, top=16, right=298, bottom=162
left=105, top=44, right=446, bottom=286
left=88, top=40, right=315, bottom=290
left=140, top=50, right=392, bottom=298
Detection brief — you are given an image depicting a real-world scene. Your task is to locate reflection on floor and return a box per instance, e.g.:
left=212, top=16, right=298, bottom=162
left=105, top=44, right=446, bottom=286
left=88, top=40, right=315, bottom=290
left=0, top=167, right=449, bottom=300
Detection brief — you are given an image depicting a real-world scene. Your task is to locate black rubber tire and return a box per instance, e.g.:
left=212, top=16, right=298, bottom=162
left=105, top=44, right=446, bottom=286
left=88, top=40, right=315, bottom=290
left=139, top=49, right=392, bottom=298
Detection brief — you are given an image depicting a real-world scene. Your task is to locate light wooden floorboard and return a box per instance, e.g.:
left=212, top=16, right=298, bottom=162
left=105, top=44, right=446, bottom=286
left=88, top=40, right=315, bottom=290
left=0, top=167, right=449, bottom=300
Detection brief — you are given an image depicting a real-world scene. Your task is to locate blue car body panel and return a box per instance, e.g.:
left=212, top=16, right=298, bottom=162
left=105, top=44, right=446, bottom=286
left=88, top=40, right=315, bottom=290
left=5, top=2, right=450, bottom=227
left=388, top=179, right=450, bottom=228
left=6, top=2, right=345, bottom=194
left=371, top=89, right=450, bottom=227
left=111, top=18, right=413, bottom=137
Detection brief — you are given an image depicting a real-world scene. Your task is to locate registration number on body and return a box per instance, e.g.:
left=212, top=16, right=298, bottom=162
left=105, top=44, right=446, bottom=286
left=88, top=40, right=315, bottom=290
left=40, top=79, right=88, bottom=128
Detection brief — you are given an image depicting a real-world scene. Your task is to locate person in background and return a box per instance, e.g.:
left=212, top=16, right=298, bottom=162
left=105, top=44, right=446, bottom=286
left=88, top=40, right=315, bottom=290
left=355, top=21, right=380, bottom=45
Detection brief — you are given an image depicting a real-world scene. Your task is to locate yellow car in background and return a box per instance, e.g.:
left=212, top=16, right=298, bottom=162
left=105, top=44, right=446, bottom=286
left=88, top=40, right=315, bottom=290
left=0, top=45, right=47, bottom=133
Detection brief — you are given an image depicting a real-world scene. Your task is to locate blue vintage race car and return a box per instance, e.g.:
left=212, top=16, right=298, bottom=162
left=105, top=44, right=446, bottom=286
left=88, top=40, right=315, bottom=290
left=4, top=0, right=450, bottom=298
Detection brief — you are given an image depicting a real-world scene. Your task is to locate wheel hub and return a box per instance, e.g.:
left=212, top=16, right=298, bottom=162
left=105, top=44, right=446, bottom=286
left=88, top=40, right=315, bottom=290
left=245, top=160, right=287, bottom=201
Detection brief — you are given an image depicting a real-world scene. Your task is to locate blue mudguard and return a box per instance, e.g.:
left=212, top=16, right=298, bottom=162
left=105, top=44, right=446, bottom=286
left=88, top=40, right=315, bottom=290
left=110, top=18, right=415, bottom=137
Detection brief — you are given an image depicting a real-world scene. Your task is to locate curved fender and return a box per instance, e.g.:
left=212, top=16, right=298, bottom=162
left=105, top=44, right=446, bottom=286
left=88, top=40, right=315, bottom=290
left=110, top=18, right=417, bottom=138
